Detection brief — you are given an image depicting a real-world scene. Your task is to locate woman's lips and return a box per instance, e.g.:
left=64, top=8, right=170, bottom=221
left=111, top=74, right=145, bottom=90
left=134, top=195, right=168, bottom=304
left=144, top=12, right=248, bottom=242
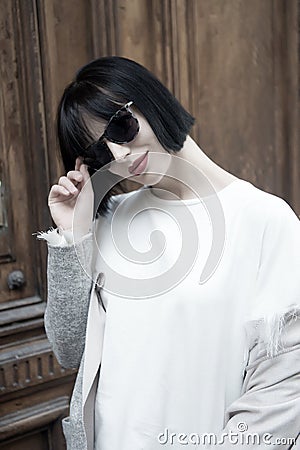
left=128, top=151, right=149, bottom=175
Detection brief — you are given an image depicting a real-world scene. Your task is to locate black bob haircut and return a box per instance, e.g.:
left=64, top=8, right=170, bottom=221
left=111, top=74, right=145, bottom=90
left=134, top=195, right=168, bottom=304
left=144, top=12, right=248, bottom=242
left=57, top=56, right=195, bottom=217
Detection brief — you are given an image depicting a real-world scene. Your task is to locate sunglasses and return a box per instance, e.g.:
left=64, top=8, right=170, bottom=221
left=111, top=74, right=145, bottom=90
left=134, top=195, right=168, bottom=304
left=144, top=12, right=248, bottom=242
left=82, top=101, right=139, bottom=170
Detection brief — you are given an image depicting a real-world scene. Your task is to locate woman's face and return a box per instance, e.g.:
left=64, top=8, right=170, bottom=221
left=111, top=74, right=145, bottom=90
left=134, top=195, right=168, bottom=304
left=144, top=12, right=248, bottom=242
left=85, top=108, right=173, bottom=187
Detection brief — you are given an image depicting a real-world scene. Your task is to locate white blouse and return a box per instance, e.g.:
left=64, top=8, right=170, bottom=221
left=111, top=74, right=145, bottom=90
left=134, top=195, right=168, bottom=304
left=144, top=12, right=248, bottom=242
left=91, top=179, right=300, bottom=450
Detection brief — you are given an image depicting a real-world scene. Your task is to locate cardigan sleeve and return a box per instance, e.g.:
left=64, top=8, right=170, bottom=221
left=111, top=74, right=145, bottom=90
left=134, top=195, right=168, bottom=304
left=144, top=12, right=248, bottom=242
left=214, top=198, right=300, bottom=449
left=41, top=230, right=95, bottom=369
left=218, top=316, right=300, bottom=449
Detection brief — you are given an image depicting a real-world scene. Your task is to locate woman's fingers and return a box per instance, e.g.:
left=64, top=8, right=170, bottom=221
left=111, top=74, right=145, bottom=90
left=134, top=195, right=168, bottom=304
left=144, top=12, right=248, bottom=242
left=71, top=157, right=91, bottom=184
left=58, top=176, right=78, bottom=194
left=48, top=158, right=93, bottom=231
left=75, top=156, right=84, bottom=171
left=67, top=170, right=83, bottom=184
left=79, top=162, right=90, bottom=182
left=56, top=164, right=91, bottom=199
left=49, top=184, right=72, bottom=200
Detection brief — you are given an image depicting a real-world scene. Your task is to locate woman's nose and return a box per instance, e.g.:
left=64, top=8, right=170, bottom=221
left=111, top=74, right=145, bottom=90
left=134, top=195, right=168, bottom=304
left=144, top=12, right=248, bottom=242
left=107, top=142, right=131, bottom=161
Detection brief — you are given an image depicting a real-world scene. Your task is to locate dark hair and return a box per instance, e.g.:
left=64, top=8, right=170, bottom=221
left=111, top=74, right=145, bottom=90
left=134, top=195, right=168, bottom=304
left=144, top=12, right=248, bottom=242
left=56, top=56, right=195, bottom=216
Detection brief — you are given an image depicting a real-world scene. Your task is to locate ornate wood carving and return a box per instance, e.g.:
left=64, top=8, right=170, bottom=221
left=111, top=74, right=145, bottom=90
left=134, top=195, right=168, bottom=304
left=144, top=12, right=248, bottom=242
left=0, top=338, right=75, bottom=396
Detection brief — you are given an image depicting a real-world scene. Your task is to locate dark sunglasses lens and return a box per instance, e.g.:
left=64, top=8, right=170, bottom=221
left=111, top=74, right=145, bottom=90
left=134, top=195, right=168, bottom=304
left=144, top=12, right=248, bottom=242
left=83, top=141, right=114, bottom=170
left=106, top=113, right=139, bottom=143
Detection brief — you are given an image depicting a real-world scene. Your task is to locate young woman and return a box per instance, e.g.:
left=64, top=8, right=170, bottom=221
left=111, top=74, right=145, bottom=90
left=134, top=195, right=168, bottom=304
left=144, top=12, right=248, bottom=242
left=38, top=57, right=300, bottom=450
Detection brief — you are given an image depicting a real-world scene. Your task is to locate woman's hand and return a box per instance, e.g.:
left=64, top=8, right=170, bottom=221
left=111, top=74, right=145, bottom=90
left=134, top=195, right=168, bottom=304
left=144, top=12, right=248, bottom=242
left=48, top=157, right=94, bottom=236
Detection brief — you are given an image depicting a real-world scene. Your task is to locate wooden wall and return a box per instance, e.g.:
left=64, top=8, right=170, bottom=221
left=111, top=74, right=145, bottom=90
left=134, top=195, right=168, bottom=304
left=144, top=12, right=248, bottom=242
left=40, top=0, right=300, bottom=212
left=92, top=0, right=299, bottom=212
left=0, top=1, right=298, bottom=449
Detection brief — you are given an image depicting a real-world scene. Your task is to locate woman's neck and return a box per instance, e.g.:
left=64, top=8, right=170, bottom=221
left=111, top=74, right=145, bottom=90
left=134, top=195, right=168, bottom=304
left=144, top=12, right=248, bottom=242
left=152, top=136, right=238, bottom=200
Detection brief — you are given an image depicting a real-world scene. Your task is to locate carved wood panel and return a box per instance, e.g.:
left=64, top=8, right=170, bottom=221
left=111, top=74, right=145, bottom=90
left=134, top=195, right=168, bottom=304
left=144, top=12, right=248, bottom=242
left=0, top=0, right=92, bottom=449
left=0, top=0, right=37, bottom=304
left=0, top=338, right=75, bottom=396
left=0, top=1, right=298, bottom=449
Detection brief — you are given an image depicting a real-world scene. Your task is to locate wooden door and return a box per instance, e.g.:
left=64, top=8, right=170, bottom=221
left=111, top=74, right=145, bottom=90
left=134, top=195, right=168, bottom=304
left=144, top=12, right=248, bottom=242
left=0, top=1, right=88, bottom=448
left=0, top=1, right=298, bottom=449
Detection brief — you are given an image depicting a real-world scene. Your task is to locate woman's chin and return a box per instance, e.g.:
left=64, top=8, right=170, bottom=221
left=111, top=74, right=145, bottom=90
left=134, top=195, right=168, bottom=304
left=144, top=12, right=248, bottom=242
left=108, top=167, right=166, bottom=188
left=128, top=172, right=165, bottom=186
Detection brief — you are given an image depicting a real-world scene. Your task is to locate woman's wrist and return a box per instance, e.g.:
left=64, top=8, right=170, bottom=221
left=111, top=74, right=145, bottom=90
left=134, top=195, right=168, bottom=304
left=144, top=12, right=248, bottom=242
left=58, top=225, right=93, bottom=244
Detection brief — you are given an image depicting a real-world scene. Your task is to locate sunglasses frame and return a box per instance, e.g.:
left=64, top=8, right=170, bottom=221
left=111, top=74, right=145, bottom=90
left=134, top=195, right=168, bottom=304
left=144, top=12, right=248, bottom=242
left=84, top=100, right=139, bottom=152
left=82, top=101, right=139, bottom=171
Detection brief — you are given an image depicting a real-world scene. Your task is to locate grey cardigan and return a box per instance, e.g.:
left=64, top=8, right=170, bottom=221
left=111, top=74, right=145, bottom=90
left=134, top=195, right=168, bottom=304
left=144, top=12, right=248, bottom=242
left=44, top=234, right=300, bottom=450
left=45, top=233, right=101, bottom=450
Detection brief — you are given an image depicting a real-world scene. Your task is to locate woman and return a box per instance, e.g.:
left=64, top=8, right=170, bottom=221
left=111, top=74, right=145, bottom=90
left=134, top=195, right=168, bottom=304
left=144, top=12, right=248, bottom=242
left=38, top=56, right=300, bottom=450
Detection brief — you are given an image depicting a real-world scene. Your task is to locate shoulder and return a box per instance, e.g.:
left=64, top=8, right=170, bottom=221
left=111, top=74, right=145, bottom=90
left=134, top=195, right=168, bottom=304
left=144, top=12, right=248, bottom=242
left=230, top=179, right=299, bottom=230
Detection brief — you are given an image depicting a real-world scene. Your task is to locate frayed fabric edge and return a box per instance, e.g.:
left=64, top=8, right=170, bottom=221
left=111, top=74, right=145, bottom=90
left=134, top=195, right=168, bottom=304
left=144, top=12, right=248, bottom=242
left=33, top=227, right=72, bottom=247
left=258, top=304, right=300, bottom=358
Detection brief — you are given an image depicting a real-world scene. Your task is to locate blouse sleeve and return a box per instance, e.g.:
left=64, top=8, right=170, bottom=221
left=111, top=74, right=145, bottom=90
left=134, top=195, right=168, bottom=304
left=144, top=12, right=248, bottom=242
left=219, top=317, right=300, bottom=449
left=246, top=196, right=300, bottom=357
left=215, top=197, right=300, bottom=449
